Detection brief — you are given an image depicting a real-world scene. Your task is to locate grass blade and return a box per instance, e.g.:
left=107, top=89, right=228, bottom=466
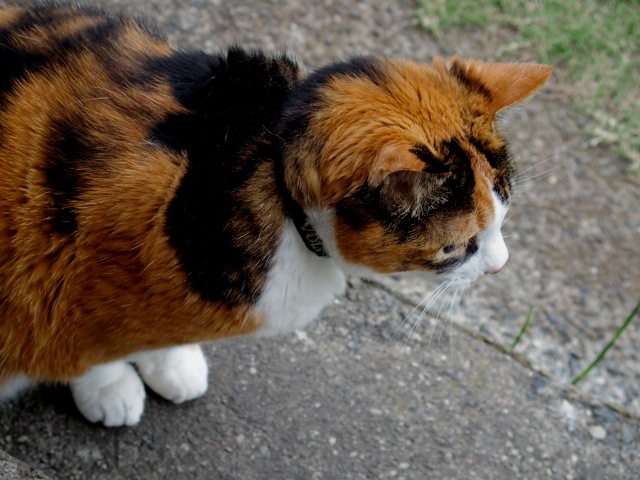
left=511, top=307, right=533, bottom=349
left=572, top=299, right=640, bottom=385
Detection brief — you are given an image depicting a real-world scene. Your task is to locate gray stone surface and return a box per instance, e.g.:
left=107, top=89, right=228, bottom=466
left=0, top=449, right=50, bottom=480
left=1, top=0, right=639, bottom=478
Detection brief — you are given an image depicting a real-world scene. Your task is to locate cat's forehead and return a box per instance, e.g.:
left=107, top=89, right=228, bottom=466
left=315, top=57, right=500, bottom=151
left=283, top=55, right=516, bottom=206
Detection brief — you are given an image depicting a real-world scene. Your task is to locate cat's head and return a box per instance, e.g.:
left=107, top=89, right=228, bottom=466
left=279, top=56, right=551, bottom=284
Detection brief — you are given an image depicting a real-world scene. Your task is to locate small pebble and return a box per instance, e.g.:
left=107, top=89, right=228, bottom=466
left=589, top=425, right=607, bottom=440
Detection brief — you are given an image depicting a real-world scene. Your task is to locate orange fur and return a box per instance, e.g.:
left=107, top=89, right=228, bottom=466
left=0, top=10, right=261, bottom=382
left=289, top=58, right=550, bottom=271
left=0, top=5, right=551, bottom=387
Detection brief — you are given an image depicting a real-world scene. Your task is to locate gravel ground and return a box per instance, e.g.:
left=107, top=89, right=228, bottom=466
left=2, top=282, right=639, bottom=479
left=1, top=0, right=639, bottom=478
left=123, top=0, right=640, bottom=424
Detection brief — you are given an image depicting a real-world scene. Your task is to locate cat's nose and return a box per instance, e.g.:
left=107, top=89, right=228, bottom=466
left=485, top=260, right=507, bottom=275
left=484, top=237, right=509, bottom=274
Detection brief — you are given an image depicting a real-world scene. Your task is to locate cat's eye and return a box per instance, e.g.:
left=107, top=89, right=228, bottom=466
left=442, top=245, right=456, bottom=254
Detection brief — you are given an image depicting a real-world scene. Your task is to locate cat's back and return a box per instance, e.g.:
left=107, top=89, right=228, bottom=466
left=0, top=5, right=295, bottom=379
left=0, top=4, right=186, bottom=275
left=0, top=4, right=181, bottom=142
left=0, top=6, right=198, bottom=370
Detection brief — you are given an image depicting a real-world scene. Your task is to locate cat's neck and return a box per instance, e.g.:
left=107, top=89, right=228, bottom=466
left=277, top=159, right=329, bottom=258
left=255, top=219, right=346, bottom=336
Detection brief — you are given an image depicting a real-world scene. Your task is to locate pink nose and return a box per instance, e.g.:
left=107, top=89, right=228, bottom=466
left=483, top=234, right=509, bottom=275
left=484, top=251, right=509, bottom=275
left=485, top=264, right=505, bottom=275
left=485, top=254, right=509, bottom=274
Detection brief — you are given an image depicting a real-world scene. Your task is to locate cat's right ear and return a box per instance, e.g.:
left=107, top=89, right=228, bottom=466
left=369, top=144, right=444, bottom=187
left=371, top=145, right=447, bottom=217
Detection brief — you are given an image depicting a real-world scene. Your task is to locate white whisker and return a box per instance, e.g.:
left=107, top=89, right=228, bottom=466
left=390, top=280, right=450, bottom=342
left=514, top=156, right=557, bottom=178
left=426, top=286, right=452, bottom=353
left=399, top=280, right=454, bottom=355
left=513, top=165, right=559, bottom=192
left=438, top=286, right=460, bottom=345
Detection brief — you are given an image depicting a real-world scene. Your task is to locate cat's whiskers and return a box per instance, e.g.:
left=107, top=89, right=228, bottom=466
left=514, top=156, right=557, bottom=180
left=402, top=280, right=455, bottom=353
left=392, top=280, right=449, bottom=339
left=514, top=167, right=558, bottom=188
left=512, top=162, right=559, bottom=192
left=451, top=284, right=470, bottom=360
left=438, top=286, right=460, bottom=345
left=426, top=286, right=451, bottom=354
left=392, top=280, right=453, bottom=348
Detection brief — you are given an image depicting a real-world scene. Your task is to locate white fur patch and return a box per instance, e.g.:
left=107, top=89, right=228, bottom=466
left=69, top=361, right=146, bottom=427
left=0, top=375, right=33, bottom=401
left=255, top=219, right=346, bottom=335
left=68, top=344, right=209, bottom=426
left=446, top=188, right=509, bottom=284
left=132, top=344, right=208, bottom=403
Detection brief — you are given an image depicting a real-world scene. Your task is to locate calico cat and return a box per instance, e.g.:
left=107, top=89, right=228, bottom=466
left=0, top=4, right=551, bottom=426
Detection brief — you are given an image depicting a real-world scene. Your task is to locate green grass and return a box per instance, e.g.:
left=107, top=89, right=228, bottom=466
left=572, top=299, right=640, bottom=385
left=415, top=0, right=640, bottom=171
left=510, top=307, right=533, bottom=350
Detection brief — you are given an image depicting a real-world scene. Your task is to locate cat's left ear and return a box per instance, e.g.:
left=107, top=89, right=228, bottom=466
left=446, top=57, right=553, bottom=113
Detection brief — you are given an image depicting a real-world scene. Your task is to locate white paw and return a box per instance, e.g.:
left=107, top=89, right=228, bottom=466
left=70, top=362, right=145, bottom=427
left=0, top=375, right=33, bottom=401
left=133, top=344, right=208, bottom=403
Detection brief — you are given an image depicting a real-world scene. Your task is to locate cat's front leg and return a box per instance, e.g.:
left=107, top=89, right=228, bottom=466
left=132, top=344, right=208, bottom=404
left=69, top=361, right=146, bottom=427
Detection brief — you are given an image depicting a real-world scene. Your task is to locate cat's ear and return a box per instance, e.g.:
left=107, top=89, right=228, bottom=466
left=371, top=145, right=447, bottom=217
left=446, top=56, right=553, bottom=113
left=378, top=169, right=449, bottom=217
left=369, top=144, right=446, bottom=187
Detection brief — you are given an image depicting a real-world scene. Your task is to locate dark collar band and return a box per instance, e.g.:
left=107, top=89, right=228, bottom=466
left=278, top=175, right=329, bottom=258
left=292, top=214, right=329, bottom=258
left=275, top=144, right=328, bottom=258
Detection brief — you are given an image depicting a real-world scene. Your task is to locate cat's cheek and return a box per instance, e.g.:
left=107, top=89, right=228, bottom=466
left=446, top=191, right=510, bottom=284
left=479, top=191, right=510, bottom=275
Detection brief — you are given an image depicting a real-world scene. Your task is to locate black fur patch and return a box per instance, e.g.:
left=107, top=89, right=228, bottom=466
left=448, top=60, right=492, bottom=100
left=156, top=48, right=298, bottom=304
left=470, top=138, right=513, bottom=201
left=409, top=144, right=450, bottom=173
left=0, top=6, right=125, bottom=104
left=437, top=139, right=476, bottom=213
left=470, top=138, right=510, bottom=170
left=337, top=138, right=476, bottom=244
left=44, top=117, right=101, bottom=235
left=278, top=55, right=384, bottom=143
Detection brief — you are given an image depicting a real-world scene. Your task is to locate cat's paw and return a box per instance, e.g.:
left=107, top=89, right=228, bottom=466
left=0, top=375, right=33, bottom=401
left=134, top=344, right=208, bottom=403
left=70, top=362, right=146, bottom=427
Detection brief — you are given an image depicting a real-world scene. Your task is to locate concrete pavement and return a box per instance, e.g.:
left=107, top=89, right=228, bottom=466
left=1, top=0, right=638, bottom=478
